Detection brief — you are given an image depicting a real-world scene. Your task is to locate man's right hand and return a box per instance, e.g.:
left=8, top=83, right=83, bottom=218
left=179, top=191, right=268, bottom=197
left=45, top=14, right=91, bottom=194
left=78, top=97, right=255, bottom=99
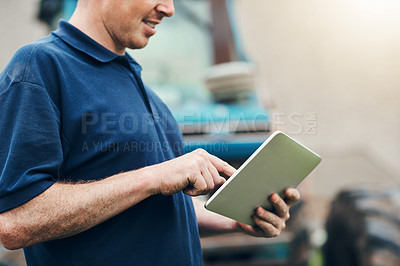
left=145, top=149, right=236, bottom=196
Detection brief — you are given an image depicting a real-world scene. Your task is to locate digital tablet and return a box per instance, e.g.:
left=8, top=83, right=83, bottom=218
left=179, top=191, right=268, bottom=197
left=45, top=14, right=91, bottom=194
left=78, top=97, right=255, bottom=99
left=205, top=131, right=321, bottom=225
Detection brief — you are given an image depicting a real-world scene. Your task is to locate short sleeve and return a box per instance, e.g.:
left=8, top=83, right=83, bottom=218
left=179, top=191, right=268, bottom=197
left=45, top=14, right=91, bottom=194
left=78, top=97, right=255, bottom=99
left=0, top=81, right=62, bottom=213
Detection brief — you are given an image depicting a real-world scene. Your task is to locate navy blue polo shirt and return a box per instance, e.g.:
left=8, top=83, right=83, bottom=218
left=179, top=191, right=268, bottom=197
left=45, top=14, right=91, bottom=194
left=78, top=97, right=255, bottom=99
left=0, top=20, right=202, bottom=265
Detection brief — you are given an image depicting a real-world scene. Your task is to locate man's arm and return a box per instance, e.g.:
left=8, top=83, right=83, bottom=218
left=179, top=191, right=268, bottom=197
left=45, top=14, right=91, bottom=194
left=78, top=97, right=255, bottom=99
left=193, top=188, right=300, bottom=238
left=0, top=171, right=152, bottom=250
left=0, top=149, right=235, bottom=250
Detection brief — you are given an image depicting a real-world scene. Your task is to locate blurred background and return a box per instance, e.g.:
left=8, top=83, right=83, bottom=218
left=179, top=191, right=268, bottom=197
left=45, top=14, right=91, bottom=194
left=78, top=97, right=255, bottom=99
left=1, top=0, right=400, bottom=265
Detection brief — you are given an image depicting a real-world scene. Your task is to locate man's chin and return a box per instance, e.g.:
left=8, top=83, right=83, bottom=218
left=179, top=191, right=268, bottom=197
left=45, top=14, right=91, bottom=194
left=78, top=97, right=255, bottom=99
left=128, top=38, right=150, bottom=50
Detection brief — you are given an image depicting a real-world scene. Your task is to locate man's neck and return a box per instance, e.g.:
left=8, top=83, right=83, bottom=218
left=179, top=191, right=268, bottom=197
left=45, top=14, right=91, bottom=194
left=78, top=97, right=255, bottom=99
left=68, top=7, right=126, bottom=55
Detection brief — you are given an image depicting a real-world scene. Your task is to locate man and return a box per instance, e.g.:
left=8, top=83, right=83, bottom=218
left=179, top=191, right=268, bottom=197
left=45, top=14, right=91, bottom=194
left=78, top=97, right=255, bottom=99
left=0, top=0, right=300, bottom=265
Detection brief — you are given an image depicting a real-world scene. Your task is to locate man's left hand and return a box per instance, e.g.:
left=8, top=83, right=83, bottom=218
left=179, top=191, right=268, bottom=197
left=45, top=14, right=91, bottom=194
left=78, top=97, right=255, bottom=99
left=235, top=188, right=300, bottom=238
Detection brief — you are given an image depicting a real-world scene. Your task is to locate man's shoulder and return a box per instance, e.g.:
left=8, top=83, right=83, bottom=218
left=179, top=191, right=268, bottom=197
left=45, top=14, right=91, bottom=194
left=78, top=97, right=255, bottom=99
left=16, top=34, right=67, bottom=66
left=1, top=34, right=67, bottom=85
left=17, top=34, right=64, bottom=58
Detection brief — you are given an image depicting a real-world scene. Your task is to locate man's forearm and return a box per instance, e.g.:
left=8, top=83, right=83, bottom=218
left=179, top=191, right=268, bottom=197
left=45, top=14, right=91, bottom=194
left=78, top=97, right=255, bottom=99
left=0, top=149, right=236, bottom=250
left=192, top=198, right=239, bottom=237
left=0, top=169, right=154, bottom=250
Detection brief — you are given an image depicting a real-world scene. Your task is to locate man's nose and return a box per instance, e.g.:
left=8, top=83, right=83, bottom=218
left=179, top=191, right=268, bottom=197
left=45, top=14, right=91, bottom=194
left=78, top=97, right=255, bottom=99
left=156, top=0, right=175, bottom=17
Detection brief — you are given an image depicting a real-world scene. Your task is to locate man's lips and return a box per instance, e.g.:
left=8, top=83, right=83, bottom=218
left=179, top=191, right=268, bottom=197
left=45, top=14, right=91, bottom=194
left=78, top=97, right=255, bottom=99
left=142, top=19, right=160, bottom=35
left=143, top=21, right=157, bottom=28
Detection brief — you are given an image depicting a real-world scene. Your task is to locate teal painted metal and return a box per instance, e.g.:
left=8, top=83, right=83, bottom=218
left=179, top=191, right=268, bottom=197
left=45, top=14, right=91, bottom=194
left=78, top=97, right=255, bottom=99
left=183, top=139, right=264, bottom=160
left=62, top=0, right=77, bottom=20
left=173, top=99, right=268, bottom=124
left=174, top=93, right=270, bottom=160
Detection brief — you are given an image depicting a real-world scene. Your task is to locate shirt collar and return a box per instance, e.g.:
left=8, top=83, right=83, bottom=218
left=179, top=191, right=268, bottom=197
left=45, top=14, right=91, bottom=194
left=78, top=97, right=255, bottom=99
left=52, top=20, right=120, bottom=63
